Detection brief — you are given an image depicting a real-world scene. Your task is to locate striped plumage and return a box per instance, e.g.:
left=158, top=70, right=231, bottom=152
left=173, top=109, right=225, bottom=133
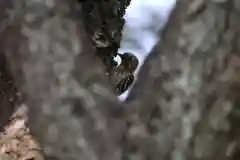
left=109, top=52, right=139, bottom=95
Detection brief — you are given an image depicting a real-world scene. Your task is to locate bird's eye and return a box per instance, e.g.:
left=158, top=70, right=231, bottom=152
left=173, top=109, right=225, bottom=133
left=113, top=54, right=122, bottom=67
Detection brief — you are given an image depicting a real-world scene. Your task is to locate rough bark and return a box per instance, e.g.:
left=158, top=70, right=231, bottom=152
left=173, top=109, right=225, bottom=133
left=2, top=0, right=126, bottom=160
left=0, top=0, right=240, bottom=160
left=80, top=0, right=131, bottom=70
left=127, top=0, right=240, bottom=159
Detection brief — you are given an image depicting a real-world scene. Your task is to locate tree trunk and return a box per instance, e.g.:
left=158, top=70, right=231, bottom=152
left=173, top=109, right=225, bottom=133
left=2, top=0, right=127, bottom=160
left=127, top=0, right=240, bottom=159
left=80, top=0, right=131, bottom=69
left=1, top=0, right=240, bottom=160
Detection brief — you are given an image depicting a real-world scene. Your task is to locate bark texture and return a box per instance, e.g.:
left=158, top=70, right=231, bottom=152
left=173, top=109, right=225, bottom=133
left=127, top=0, right=240, bottom=159
left=0, top=0, right=240, bottom=160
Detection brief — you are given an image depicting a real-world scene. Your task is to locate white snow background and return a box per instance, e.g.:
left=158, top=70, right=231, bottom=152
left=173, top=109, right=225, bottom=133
left=117, top=0, right=176, bottom=101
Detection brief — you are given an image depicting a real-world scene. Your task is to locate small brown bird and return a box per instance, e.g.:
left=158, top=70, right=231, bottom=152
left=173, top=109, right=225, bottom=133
left=109, top=67, right=134, bottom=95
left=116, top=52, right=139, bottom=73
left=109, top=52, right=139, bottom=95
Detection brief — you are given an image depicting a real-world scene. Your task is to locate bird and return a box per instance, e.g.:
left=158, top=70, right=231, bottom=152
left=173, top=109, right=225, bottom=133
left=109, top=52, right=139, bottom=95
left=116, top=52, right=139, bottom=73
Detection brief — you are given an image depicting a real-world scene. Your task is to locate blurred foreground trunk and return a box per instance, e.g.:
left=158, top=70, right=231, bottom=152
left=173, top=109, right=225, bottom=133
left=1, top=0, right=126, bottom=160
left=127, top=0, right=240, bottom=160
left=0, top=0, right=240, bottom=160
